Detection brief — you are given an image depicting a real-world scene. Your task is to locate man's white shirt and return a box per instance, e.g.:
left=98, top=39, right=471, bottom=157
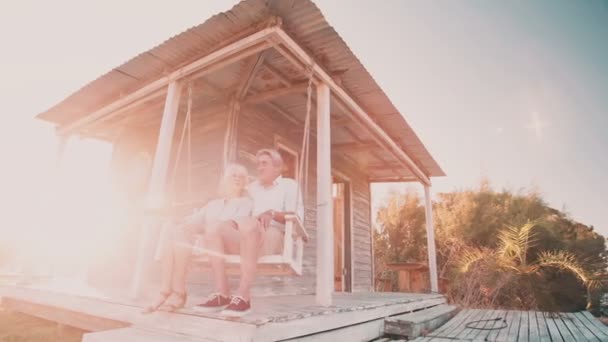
left=248, top=176, right=304, bottom=229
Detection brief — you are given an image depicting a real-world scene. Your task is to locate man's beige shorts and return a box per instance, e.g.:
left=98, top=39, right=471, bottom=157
left=212, top=217, right=283, bottom=256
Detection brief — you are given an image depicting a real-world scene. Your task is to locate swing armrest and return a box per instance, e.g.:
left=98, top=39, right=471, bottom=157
left=285, top=214, right=308, bottom=243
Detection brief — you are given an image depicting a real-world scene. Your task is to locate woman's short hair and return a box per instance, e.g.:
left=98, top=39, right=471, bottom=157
left=218, top=163, right=249, bottom=198
left=256, top=148, right=283, bottom=168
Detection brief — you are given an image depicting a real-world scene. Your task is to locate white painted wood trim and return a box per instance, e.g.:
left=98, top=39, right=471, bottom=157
left=285, top=214, right=308, bottom=242
left=424, top=185, right=439, bottom=293
left=316, top=82, right=333, bottom=306
left=294, top=238, right=304, bottom=276
left=272, top=28, right=431, bottom=186
left=58, top=27, right=278, bottom=136
left=282, top=217, right=294, bottom=262
left=130, top=81, right=182, bottom=298
left=331, top=169, right=353, bottom=292
left=347, top=182, right=355, bottom=292
left=369, top=182, right=375, bottom=292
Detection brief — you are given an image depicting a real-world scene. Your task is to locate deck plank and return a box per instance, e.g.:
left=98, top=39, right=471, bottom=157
left=417, top=309, right=475, bottom=341
left=567, top=313, right=602, bottom=342
left=550, top=312, right=576, bottom=342
left=518, top=310, right=530, bottom=342
left=527, top=310, right=540, bottom=342
left=544, top=312, right=565, bottom=342
left=577, top=311, right=608, bottom=340
left=505, top=310, right=522, bottom=342
left=485, top=310, right=507, bottom=341
left=459, top=309, right=489, bottom=341
left=458, top=310, right=488, bottom=341
left=494, top=310, right=514, bottom=342
left=468, top=309, right=498, bottom=341
left=535, top=311, right=551, bottom=342
left=427, top=309, right=473, bottom=338
left=480, top=310, right=504, bottom=341
left=560, top=312, right=591, bottom=341
left=452, top=309, right=485, bottom=339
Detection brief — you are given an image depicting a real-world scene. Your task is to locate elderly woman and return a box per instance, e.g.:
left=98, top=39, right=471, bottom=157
left=143, top=163, right=252, bottom=313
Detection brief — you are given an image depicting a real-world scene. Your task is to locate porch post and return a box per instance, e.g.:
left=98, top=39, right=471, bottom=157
left=316, top=82, right=333, bottom=306
left=424, top=185, right=439, bottom=293
left=130, top=80, right=182, bottom=298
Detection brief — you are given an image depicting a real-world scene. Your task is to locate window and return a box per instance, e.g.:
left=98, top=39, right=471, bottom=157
left=274, top=135, right=299, bottom=181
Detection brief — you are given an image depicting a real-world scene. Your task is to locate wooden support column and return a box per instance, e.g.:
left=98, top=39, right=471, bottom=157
left=424, top=185, right=439, bottom=293
left=130, top=80, right=182, bottom=298
left=316, top=82, right=333, bottom=306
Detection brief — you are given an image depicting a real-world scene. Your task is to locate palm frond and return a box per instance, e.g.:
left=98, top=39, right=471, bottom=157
left=497, top=224, right=521, bottom=259
left=536, top=250, right=590, bottom=284
left=498, top=221, right=539, bottom=266
left=458, top=248, right=490, bottom=273
left=517, top=221, right=539, bottom=265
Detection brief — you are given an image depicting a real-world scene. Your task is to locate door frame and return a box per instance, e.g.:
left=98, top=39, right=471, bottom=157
left=332, top=169, right=353, bottom=292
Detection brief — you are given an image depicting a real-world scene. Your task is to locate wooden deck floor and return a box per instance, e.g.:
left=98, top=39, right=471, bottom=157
left=0, top=283, right=446, bottom=341
left=411, top=309, right=608, bottom=342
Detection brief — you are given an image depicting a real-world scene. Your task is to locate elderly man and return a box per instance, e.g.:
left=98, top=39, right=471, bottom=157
left=194, top=148, right=303, bottom=316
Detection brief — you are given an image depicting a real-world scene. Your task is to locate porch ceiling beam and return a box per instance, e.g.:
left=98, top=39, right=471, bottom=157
left=261, top=63, right=292, bottom=87
left=332, top=141, right=376, bottom=152
left=57, top=26, right=278, bottom=136
left=235, top=51, right=267, bottom=100
left=369, top=176, right=420, bottom=183
left=365, top=162, right=404, bottom=171
left=272, top=28, right=431, bottom=186
left=243, top=82, right=308, bottom=104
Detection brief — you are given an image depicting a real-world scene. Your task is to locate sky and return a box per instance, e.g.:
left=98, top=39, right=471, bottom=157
left=0, top=0, right=606, bottom=240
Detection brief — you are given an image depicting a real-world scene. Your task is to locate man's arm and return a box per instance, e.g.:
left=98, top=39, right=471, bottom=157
left=271, top=178, right=304, bottom=224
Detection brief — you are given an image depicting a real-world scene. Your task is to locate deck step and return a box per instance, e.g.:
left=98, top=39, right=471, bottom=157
left=83, top=327, right=215, bottom=342
left=384, top=304, right=458, bottom=339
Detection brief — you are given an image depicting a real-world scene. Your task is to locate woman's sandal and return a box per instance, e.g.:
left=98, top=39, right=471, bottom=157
left=142, top=290, right=172, bottom=314
left=160, top=291, right=188, bottom=312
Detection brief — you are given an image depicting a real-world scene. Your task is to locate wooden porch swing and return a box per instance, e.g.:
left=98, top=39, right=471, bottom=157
left=154, top=72, right=314, bottom=276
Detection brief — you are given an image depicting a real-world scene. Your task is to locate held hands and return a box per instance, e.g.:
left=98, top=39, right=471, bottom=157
left=257, top=210, right=274, bottom=230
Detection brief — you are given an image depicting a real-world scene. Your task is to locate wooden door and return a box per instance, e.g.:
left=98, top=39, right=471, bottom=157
left=333, top=183, right=344, bottom=291
left=332, top=181, right=352, bottom=292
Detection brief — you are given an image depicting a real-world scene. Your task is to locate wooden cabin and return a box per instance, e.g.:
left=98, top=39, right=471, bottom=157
left=1, top=0, right=447, bottom=340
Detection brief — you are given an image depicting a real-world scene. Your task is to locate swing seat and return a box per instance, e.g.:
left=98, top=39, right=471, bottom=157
left=191, top=214, right=308, bottom=276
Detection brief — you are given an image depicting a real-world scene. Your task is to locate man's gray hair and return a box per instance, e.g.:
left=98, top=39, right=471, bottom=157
left=256, top=148, right=283, bottom=168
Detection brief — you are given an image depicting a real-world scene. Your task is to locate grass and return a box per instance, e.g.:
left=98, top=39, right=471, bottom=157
left=0, top=308, right=85, bottom=342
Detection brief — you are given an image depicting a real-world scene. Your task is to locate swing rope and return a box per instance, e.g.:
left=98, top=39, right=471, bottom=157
left=295, top=64, right=315, bottom=223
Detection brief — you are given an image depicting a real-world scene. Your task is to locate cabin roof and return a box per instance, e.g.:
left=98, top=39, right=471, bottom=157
left=36, top=0, right=445, bottom=180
